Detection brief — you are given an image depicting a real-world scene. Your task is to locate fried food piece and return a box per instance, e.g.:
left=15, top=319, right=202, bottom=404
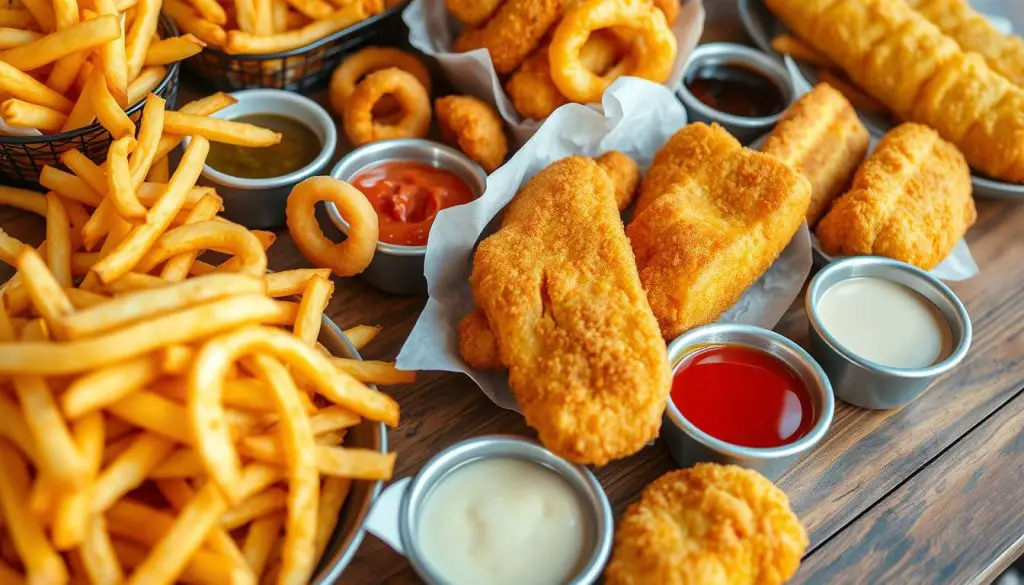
left=453, top=0, right=567, bottom=74
left=328, top=46, right=431, bottom=117
left=652, top=0, right=679, bottom=24
left=816, top=123, right=976, bottom=270
left=765, top=0, right=1024, bottom=182
left=816, top=69, right=887, bottom=113
left=770, top=33, right=833, bottom=67
left=596, top=150, right=640, bottom=211
left=471, top=156, right=670, bottom=465
left=506, top=30, right=625, bottom=120
left=445, top=0, right=503, bottom=26
left=458, top=308, right=502, bottom=370
left=628, top=123, right=810, bottom=339
left=435, top=95, right=508, bottom=173
left=342, top=68, right=431, bottom=146
left=605, top=464, right=808, bottom=585
left=762, top=83, right=869, bottom=226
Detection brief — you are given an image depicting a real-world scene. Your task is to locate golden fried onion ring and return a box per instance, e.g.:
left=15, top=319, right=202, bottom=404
left=328, top=46, right=431, bottom=116
left=285, top=176, right=378, bottom=277
left=342, top=68, right=431, bottom=146
left=549, top=0, right=677, bottom=103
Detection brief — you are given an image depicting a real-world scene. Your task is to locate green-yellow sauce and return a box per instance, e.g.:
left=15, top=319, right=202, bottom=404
left=206, top=113, right=321, bottom=179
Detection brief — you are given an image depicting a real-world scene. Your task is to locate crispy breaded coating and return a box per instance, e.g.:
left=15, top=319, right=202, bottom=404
left=470, top=156, right=670, bottom=465
left=435, top=95, right=508, bottom=173
left=762, top=83, right=869, bottom=226
left=605, top=464, right=808, bottom=585
left=445, top=0, right=503, bottom=26
left=596, top=150, right=641, bottom=211
left=816, top=123, right=976, bottom=270
left=453, top=0, right=567, bottom=74
left=458, top=308, right=502, bottom=370
left=627, top=123, right=810, bottom=340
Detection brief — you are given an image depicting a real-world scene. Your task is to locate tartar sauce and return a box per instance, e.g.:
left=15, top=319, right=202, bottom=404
left=417, top=458, right=587, bottom=585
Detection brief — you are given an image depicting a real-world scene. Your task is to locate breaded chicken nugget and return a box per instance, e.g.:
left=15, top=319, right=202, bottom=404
left=762, top=83, right=869, bottom=226
left=816, top=123, right=976, bottom=270
left=458, top=308, right=502, bottom=370
left=471, top=156, right=670, bottom=465
left=596, top=150, right=641, bottom=211
left=453, top=0, right=567, bottom=74
left=435, top=95, right=508, bottom=173
left=628, top=123, right=810, bottom=339
left=605, top=464, right=808, bottom=585
left=445, top=0, right=503, bottom=26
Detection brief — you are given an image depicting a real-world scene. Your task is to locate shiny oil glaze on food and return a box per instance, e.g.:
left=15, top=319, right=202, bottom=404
left=417, top=457, right=587, bottom=585
left=816, top=276, right=952, bottom=369
left=685, top=61, right=786, bottom=118
left=205, top=113, right=320, bottom=179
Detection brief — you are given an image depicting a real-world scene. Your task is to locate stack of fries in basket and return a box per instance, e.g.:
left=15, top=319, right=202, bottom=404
left=0, top=0, right=204, bottom=133
left=0, top=90, right=410, bottom=584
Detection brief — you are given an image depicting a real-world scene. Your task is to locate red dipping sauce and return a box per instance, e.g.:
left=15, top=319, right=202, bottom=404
left=351, top=161, right=476, bottom=247
left=670, top=345, right=815, bottom=448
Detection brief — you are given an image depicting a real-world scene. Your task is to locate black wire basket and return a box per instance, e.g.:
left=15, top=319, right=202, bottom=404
left=0, top=16, right=181, bottom=189
left=184, top=2, right=407, bottom=92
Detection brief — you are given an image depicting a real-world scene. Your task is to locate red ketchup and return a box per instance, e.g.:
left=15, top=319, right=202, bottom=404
left=670, top=345, right=815, bottom=448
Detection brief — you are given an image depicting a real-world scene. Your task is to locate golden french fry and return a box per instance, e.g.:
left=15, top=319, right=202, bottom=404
left=0, top=28, right=41, bottom=50
left=155, top=478, right=252, bottom=576
left=253, top=0, right=272, bottom=35
left=61, top=354, right=161, bottom=418
left=112, top=536, right=239, bottom=585
left=270, top=0, right=288, bottom=32
left=242, top=514, right=283, bottom=581
left=80, top=516, right=124, bottom=585
left=135, top=220, right=269, bottom=278
left=65, top=287, right=109, bottom=309
left=107, top=391, right=195, bottom=444
left=124, top=0, right=160, bottom=79
left=263, top=268, right=331, bottom=298
left=0, top=60, right=73, bottom=112
left=219, top=487, right=287, bottom=530
left=235, top=0, right=256, bottom=32
left=92, top=432, right=175, bottom=512
left=225, top=3, right=367, bottom=54
left=0, top=9, right=34, bottom=28
left=20, top=0, right=54, bottom=32
left=144, top=33, right=205, bottom=66
left=107, top=136, right=148, bottom=219
left=44, top=193, right=72, bottom=288
left=280, top=0, right=333, bottom=20
left=148, top=447, right=205, bottom=478
left=51, top=411, right=104, bottom=550
left=147, top=154, right=169, bottom=182
left=342, top=324, right=380, bottom=350
left=61, top=71, right=98, bottom=131
left=104, top=271, right=167, bottom=293
left=162, top=110, right=283, bottom=146
left=126, top=65, right=164, bottom=106
left=0, top=228, right=26, bottom=266
left=0, top=390, right=39, bottom=465
left=160, top=194, right=223, bottom=281
left=294, top=275, right=332, bottom=346
left=94, top=0, right=129, bottom=107
left=153, top=92, right=236, bottom=160
left=87, top=68, right=134, bottom=138
left=331, top=357, right=417, bottom=385
left=238, top=436, right=395, bottom=479
left=187, top=0, right=227, bottom=25
left=1, top=98, right=67, bottom=131
left=39, top=167, right=103, bottom=207
left=314, top=477, right=350, bottom=561
left=128, top=92, right=165, bottom=188
left=14, top=369, right=91, bottom=488
left=16, top=246, right=74, bottom=331
left=1, top=16, right=120, bottom=71
left=0, top=185, right=47, bottom=215
left=163, top=0, right=227, bottom=47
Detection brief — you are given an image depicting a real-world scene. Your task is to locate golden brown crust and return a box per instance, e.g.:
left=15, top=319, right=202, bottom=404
left=595, top=150, right=641, bottom=211
left=605, top=464, right=808, bottom=585
left=445, top=0, right=503, bottom=26
left=453, top=0, right=567, bottom=74
left=435, top=95, right=508, bottom=173
left=457, top=308, right=503, bottom=370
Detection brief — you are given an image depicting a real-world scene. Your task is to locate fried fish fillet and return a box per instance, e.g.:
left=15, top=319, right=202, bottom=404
left=628, top=123, right=810, bottom=339
left=762, top=83, right=869, bottom=226
left=605, top=464, right=808, bottom=585
left=816, top=123, right=976, bottom=270
left=453, top=0, right=567, bottom=74
left=765, top=0, right=1024, bottom=183
left=468, top=156, right=670, bottom=465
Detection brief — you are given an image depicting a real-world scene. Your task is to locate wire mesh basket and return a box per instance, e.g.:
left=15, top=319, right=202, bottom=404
left=0, top=17, right=181, bottom=189
left=184, top=3, right=407, bottom=92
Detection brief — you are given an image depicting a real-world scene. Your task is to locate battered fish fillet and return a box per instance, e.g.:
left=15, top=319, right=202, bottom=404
left=596, top=150, right=641, bottom=211
left=904, top=0, right=1024, bottom=87
left=765, top=0, right=1024, bottom=183
left=762, top=83, right=869, bottom=226
left=605, top=464, right=808, bottom=585
left=453, top=0, right=567, bottom=74
left=435, top=95, right=508, bottom=173
left=628, top=123, right=810, bottom=339
left=445, top=0, right=503, bottom=26
left=816, top=123, right=976, bottom=270
left=469, top=156, right=670, bottom=465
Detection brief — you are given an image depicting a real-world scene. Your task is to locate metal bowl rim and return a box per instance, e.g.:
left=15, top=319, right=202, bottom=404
left=663, top=323, right=835, bottom=460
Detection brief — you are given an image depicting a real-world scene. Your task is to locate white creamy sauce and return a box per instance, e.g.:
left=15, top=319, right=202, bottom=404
left=816, top=277, right=952, bottom=369
left=417, top=458, right=587, bottom=585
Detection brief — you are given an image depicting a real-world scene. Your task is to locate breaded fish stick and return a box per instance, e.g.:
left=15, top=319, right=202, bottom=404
left=627, top=123, right=810, bottom=339
left=816, top=123, right=976, bottom=270
left=470, top=156, right=670, bottom=465
left=765, top=0, right=1024, bottom=183
left=762, top=83, right=869, bottom=226
left=453, top=0, right=567, bottom=74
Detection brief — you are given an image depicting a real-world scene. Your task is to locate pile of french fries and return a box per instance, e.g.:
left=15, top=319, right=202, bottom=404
left=0, top=90, right=411, bottom=584
left=0, top=0, right=206, bottom=134
left=164, top=0, right=387, bottom=56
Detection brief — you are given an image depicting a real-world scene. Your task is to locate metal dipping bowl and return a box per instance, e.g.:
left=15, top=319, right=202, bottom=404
left=806, top=256, right=972, bottom=410
left=397, top=436, right=613, bottom=585
left=662, top=323, right=835, bottom=481
left=188, top=89, right=337, bottom=229
left=676, top=42, right=797, bottom=144
left=328, top=139, right=487, bottom=296
left=312, top=316, right=387, bottom=583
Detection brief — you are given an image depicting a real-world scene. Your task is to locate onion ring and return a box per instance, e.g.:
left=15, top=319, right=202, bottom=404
left=549, top=0, right=677, bottom=103
left=435, top=95, right=508, bottom=173
left=328, top=46, right=431, bottom=117
left=285, top=176, right=378, bottom=277
left=342, top=68, right=432, bottom=146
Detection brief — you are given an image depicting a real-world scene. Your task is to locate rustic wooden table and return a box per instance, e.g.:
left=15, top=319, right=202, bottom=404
left=2, top=2, right=1023, bottom=584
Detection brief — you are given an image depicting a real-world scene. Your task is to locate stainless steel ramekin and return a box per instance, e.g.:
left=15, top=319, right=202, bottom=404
left=676, top=42, right=797, bottom=144
left=806, top=256, right=972, bottom=410
left=395, top=436, right=613, bottom=585
left=328, top=139, right=487, bottom=296
left=662, top=323, right=834, bottom=481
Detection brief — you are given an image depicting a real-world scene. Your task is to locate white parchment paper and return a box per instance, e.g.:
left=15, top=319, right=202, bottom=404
left=404, top=0, right=706, bottom=145
left=396, top=78, right=813, bottom=411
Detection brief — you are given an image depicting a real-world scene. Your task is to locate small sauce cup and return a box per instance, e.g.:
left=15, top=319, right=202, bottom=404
left=676, top=42, right=797, bottom=144
left=188, top=89, right=337, bottom=228
left=328, top=138, right=487, bottom=296
left=806, top=256, right=972, bottom=410
left=662, top=323, right=834, bottom=481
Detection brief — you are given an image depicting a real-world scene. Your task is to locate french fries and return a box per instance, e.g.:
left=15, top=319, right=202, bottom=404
left=0, top=92, right=408, bottom=585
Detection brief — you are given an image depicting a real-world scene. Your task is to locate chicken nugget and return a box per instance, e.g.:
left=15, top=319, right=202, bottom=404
left=445, top=0, right=503, bottom=26
left=605, top=464, right=808, bottom=585
left=595, top=150, right=641, bottom=211
left=816, top=123, right=976, bottom=270
left=435, top=95, right=508, bottom=173
left=762, top=83, right=869, bottom=226
left=453, top=0, right=567, bottom=74
left=628, top=123, right=810, bottom=339
left=458, top=308, right=502, bottom=370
